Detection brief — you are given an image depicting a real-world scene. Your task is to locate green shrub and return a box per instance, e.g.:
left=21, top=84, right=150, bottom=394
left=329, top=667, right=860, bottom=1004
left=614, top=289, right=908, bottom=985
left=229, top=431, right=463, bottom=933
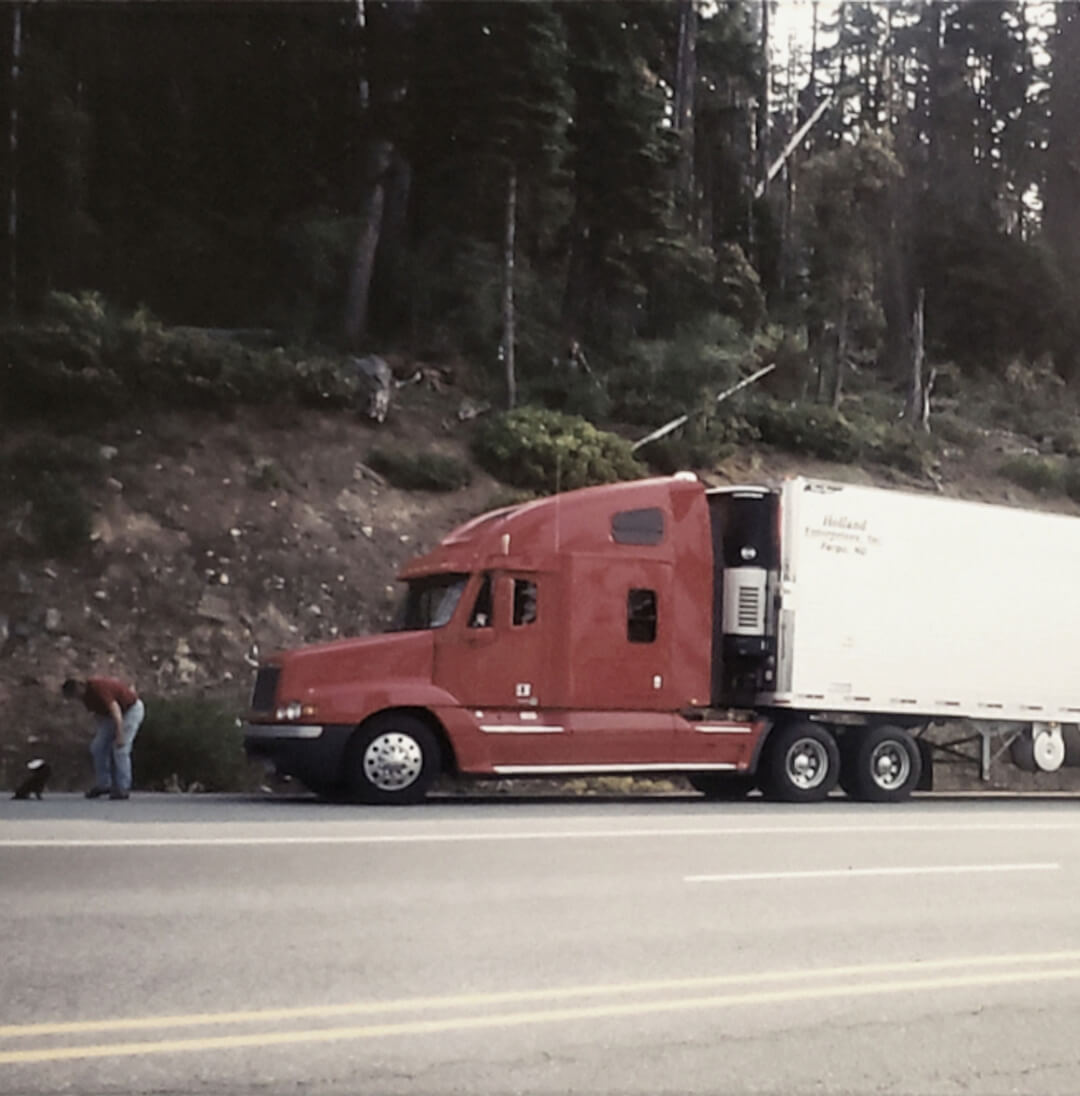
left=136, top=695, right=254, bottom=792
left=640, top=411, right=747, bottom=475
left=934, top=413, right=983, bottom=448
left=28, top=477, right=95, bottom=557
left=480, top=487, right=539, bottom=513
left=989, top=395, right=1062, bottom=445
left=998, top=454, right=1062, bottom=494
left=752, top=325, right=811, bottom=401
left=524, top=369, right=612, bottom=421
left=644, top=435, right=726, bottom=476
left=861, top=422, right=936, bottom=477
left=1064, top=459, right=1080, bottom=504
left=744, top=399, right=862, bottom=463
left=471, top=407, right=646, bottom=493
left=246, top=458, right=285, bottom=491
left=2, top=434, right=104, bottom=480
left=408, top=234, right=503, bottom=361
left=0, top=437, right=104, bottom=556
left=608, top=315, right=747, bottom=427
left=366, top=447, right=472, bottom=492
left=715, top=243, right=766, bottom=332
left=0, top=292, right=364, bottom=420
left=1050, top=429, right=1080, bottom=458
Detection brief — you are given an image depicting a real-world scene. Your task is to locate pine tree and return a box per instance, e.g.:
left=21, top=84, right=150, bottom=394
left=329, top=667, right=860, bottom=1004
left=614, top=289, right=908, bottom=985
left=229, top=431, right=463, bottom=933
left=559, top=1, right=677, bottom=345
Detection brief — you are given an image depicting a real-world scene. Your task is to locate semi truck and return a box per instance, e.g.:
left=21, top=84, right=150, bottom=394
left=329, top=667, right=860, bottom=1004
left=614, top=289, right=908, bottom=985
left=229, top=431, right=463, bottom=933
left=244, top=473, right=1080, bottom=804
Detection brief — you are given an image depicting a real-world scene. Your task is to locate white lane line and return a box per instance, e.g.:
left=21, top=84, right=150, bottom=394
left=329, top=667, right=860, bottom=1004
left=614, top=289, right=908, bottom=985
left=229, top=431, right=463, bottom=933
left=685, top=862, right=1061, bottom=883
left=3, top=821, right=1080, bottom=849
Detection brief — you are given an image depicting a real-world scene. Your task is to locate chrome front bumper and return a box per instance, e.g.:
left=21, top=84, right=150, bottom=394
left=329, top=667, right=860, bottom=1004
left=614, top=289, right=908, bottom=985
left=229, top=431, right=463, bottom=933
left=243, top=723, right=325, bottom=740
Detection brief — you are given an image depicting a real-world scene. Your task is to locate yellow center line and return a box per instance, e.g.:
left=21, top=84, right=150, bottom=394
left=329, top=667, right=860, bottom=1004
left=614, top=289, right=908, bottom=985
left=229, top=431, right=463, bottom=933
left=4, top=948, right=1080, bottom=1039
left=4, top=965, right=1080, bottom=1066
left=4, top=950, right=1080, bottom=1044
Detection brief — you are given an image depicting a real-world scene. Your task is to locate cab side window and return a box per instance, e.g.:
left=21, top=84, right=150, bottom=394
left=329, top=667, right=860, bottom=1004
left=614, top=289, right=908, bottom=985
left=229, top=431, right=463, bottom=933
left=627, top=588, right=657, bottom=643
left=469, top=573, right=494, bottom=628
left=513, top=579, right=538, bottom=626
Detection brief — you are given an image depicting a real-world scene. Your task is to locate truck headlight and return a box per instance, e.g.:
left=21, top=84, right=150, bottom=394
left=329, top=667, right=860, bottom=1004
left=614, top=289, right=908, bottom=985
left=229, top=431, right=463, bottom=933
left=276, top=701, right=303, bottom=721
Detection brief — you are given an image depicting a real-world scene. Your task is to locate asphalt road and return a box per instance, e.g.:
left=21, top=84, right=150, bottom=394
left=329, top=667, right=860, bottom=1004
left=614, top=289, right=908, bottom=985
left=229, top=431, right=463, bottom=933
left=4, top=791, right=1080, bottom=1095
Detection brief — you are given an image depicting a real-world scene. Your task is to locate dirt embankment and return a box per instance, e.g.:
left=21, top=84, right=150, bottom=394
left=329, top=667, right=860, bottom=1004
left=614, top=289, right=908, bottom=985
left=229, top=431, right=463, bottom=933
left=3, top=378, right=1079, bottom=795
left=0, top=383, right=501, bottom=789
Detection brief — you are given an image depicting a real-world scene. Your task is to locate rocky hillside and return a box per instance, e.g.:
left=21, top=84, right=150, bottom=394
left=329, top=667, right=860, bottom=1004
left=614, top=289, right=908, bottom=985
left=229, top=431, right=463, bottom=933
left=0, top=377, right=505, bottom=789
left=4, top=368, right=1080, bottom=795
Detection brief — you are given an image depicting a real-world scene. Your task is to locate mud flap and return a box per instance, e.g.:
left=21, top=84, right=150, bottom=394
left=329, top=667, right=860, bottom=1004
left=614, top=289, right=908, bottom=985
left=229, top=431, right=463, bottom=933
left=916, top=738, right=934, bottom=791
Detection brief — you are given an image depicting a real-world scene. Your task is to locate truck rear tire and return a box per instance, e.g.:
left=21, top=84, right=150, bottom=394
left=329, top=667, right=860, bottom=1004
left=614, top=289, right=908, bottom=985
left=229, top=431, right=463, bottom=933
left=847, top=725, right=921, bottom=803
left=688, top=773, right=756, bottom=800
left=345, top=715, right=441, bottom=805
left=761, top=722, right=840, bottom=803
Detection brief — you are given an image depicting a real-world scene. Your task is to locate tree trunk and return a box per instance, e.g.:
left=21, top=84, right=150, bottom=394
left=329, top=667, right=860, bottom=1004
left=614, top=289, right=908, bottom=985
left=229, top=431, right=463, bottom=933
left=836, top=1, right=847, bottom=133
left=370, top=147, right=412, bottom=336
left=1047, top=2, right=1080, bottom=287
left=1015, top=0, right=1032, bottom=237
left=674, top=0, right=697, bottom=225
left=921, top=367, right=936, bottom=432
left=830, top=300, right=848, bottom=410
left=927, top=1, right=943, bottom=175
left=501, top=166, right=517, bottom=410
left=756, top=0, right=770, bottom=196
left=882, top=173, right=914, bottom=381
left=6, top=3, right=21, bottom=319
left=343, top=140, right=393, bottom=348
left=343, top=0, right=416, bottom=347
left=904, top=288, right=927, bottom=427
left=809, top=314, right=825, bottom=402
left=809, top=0, right=819, bottom=103
left=778, top=45, right=796, bottom=297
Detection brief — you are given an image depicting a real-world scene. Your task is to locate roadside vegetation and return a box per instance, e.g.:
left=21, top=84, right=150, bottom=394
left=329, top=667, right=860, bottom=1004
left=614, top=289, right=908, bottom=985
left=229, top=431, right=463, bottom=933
left=135, top=695, right=258, bottom=793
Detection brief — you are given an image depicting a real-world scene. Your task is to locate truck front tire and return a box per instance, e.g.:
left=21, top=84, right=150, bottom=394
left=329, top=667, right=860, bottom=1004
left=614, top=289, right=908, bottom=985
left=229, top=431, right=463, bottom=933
left=346, top=715, right=441, bottom=805
left=761, top=722, right=840, bottom=803
left=846, top=725, right=921, bottom=802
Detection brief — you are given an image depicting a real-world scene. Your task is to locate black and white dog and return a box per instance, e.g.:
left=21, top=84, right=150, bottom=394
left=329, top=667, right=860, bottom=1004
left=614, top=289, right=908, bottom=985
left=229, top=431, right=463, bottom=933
left=13, top=759, right=51, bottom=800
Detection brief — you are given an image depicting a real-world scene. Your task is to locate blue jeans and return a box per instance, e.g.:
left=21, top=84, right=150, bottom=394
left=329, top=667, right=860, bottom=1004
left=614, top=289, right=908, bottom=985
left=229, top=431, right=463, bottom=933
left=90, top=699, right=145, bottom=793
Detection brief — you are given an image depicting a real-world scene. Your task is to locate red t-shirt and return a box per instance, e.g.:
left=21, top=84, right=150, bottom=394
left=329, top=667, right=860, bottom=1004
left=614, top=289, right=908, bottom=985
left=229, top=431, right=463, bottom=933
left=84, top=677, right=138, bottom=716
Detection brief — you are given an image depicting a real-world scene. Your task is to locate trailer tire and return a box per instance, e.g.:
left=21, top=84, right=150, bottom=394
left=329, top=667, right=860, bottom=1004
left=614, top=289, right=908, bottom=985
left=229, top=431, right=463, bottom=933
left=761, top=722, right=840, bottom=803
left=847, top=725, right=922, bottom=803
left=688, top=773, right=756, bottom=800
left=345, top=714, right=441, bottom=805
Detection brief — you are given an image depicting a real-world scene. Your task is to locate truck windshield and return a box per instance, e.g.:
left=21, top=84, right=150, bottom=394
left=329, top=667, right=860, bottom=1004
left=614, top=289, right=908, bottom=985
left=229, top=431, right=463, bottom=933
left=388, top=574, right=469, bottom=631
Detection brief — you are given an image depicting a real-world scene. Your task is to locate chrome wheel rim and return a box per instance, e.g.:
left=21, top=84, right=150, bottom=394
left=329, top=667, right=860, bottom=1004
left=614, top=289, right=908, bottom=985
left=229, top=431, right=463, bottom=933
left=363, top=732, right=423, bottom=792
left=870, top=741, right=911, bottom=791
left=784, top=737, right=829, bottom=791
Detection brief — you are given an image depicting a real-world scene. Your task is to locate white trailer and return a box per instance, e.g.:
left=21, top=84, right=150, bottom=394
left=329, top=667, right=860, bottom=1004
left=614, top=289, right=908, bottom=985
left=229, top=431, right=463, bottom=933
left=745, top=477, right=1080, bottom=794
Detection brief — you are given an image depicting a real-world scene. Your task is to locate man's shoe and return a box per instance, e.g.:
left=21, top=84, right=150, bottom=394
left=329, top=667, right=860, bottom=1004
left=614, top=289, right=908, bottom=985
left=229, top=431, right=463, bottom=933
left=109, top=790, right=130, bottom=800
left=85, top=787, right=109, bottom=799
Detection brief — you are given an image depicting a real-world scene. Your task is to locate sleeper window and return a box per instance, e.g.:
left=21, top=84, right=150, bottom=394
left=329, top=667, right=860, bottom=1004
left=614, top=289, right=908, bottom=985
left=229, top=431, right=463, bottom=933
left=513, top=579, right=538, bottom=626
left=612, top=507, right=664, bottom=546
left=627, top=588, right=657, bottom=643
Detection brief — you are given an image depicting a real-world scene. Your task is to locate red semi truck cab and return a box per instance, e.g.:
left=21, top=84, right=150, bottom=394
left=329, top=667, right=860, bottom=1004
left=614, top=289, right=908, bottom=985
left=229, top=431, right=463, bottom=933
left=244, top=474, right=772, bottom=803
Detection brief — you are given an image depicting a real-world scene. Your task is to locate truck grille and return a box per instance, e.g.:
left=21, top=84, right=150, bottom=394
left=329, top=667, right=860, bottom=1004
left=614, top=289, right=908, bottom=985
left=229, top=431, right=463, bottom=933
left=737, top=586, right=762, bottom=630
left=250, top=666, right=280, bottom=712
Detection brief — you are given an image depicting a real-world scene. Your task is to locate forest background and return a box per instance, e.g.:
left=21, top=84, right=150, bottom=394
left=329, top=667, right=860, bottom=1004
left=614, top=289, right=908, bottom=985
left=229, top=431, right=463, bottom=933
left=3, top=0, right=1080, bottom=793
